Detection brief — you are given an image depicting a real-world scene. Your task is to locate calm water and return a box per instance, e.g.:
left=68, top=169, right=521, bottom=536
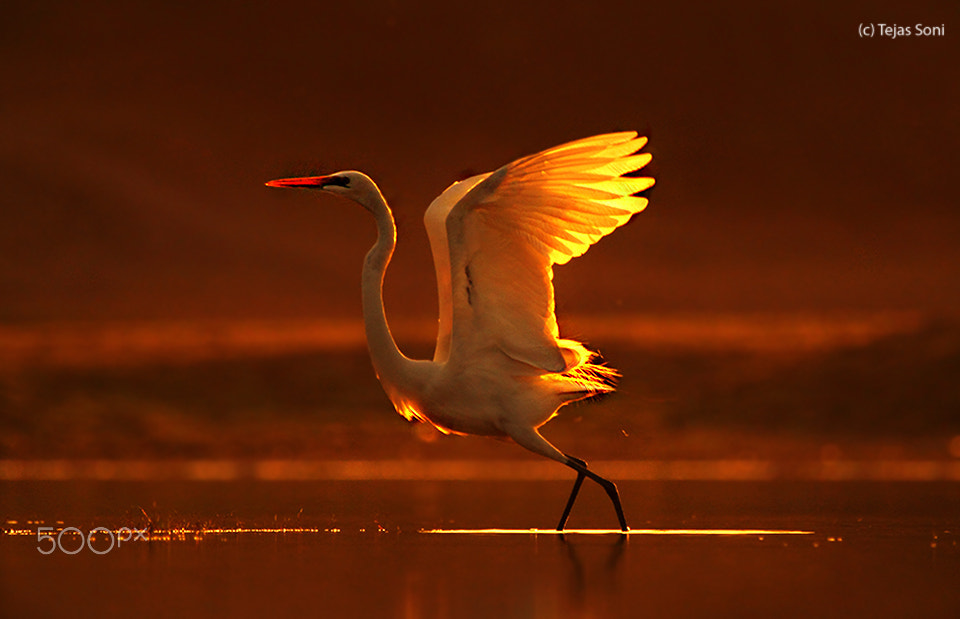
left=2, top=480, right=959, bottom=618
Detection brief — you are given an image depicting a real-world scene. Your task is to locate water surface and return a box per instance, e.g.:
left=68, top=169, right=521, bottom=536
left=2, top=480, right=958, bottom=618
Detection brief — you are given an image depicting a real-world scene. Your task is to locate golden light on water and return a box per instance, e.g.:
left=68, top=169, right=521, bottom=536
left=420, top=528, right=814, bottom=536
left=3, top=526, right=814, bottom=538
left=2, top=526, right=334, bottom=539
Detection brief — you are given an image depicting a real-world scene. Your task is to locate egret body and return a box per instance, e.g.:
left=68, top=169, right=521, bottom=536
left=267, top=132, right=654, bottom=531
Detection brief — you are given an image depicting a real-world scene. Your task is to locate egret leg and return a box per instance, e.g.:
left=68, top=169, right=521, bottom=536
left=557, top=454, right=628, bottom=532
left=556, top=465, right=586, bottom=531
left=498, top=425, right=628, bottom=532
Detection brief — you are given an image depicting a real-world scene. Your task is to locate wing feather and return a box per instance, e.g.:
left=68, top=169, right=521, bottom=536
left=433, top=132, right=654, bottom=374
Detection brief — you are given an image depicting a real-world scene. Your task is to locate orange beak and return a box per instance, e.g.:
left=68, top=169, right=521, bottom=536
left=265, top=175, right=335, bottom=188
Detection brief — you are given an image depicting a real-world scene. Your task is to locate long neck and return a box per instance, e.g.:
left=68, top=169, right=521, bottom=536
left=361, top=193, right=407, bottom=383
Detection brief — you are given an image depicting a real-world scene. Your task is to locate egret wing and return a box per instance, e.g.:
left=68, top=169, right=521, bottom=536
left=441, top=131, right=654, bottom=371
left=424, top=172, right=490, bottom=362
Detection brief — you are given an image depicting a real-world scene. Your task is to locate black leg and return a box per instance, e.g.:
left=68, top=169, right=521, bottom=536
left=556, top=469, right=586, bottom=531
left=557, top=454, right=629, bottom=532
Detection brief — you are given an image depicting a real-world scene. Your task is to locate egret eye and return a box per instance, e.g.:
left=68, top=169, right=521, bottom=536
left=323, top=175, right=350, bottom=188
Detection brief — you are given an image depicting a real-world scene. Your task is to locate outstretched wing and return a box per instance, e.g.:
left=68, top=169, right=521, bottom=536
left=425, top=131, right=654, bottom=370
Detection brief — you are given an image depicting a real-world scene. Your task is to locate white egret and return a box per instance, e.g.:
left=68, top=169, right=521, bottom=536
left=266, top=132, right=654, bottom=531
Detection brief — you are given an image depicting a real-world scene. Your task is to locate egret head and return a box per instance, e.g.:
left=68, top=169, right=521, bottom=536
left=266, top=170, right=383, bottom=210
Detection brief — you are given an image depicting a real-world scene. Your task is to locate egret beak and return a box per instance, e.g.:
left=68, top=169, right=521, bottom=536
left=265, top=175, right=335, bottom=189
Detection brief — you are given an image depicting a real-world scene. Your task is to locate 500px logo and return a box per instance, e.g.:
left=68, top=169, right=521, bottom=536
left=37, top=526, right=148, bottom=555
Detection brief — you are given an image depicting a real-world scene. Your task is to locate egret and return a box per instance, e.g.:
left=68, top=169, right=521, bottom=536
left=266, top=132, right=654, bottom=531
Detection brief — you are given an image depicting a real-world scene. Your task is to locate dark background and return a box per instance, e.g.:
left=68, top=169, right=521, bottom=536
left=2, top=0, right=957, bottom=322
left=0, top=1, right=958, bottom=458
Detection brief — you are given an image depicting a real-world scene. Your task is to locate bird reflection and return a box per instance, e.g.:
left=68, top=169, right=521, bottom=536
left=558, top=533, right=627, bottom=610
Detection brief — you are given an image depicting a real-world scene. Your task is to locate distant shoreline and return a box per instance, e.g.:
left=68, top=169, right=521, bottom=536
left=0, top=312, right=929, bottom=368
left=3, top=457, right=960, bottom=482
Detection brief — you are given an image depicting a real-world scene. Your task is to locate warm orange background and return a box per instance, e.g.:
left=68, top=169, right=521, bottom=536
left=1, top=0, right=957, bottom=323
